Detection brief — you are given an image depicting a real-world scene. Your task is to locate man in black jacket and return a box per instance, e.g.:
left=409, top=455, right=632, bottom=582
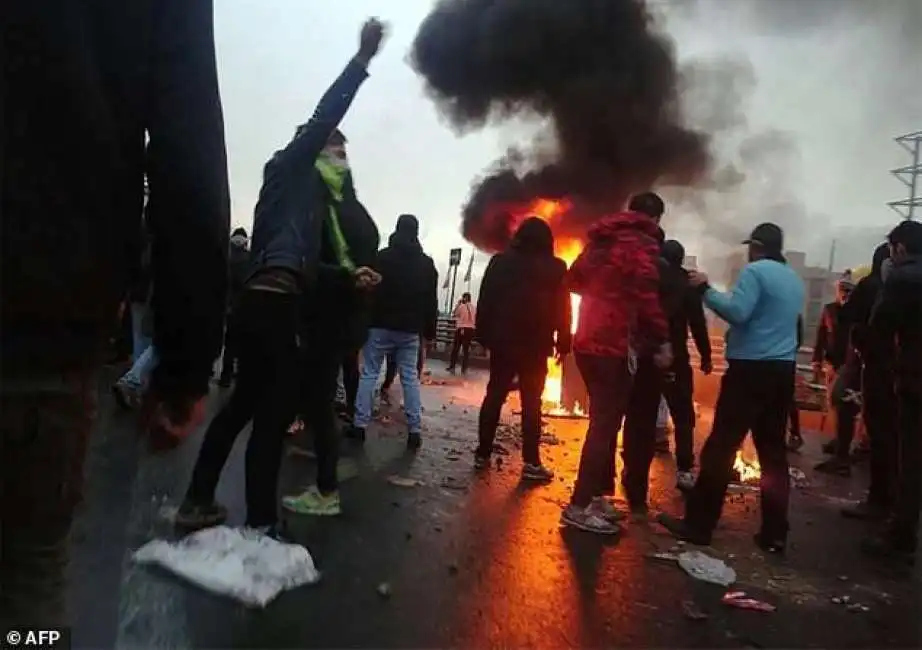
left=348, top=215, right=439, bottom=450
left=281, top=171, right=380, bottom=517
left=176, top=19, right=387, bottom=535
left=838, top=243, right=897, bottom=520
left=658, top=240, right=713, bottom=490
left=218, top=227, right=251, bottom=387
left=862, top=220, right=922, bottom=565
left=2, top=1, right=229, bottom=626
left=474, top=218, right=572, bottom=482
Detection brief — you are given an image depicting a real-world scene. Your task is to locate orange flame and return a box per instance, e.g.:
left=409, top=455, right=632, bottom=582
left=732, top=451, right=761, bottom=483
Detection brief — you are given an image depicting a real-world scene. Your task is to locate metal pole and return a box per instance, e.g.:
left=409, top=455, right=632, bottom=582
left=827, top=239, right=837, bottom=273
left=910, top=137, right=919, bottom=220
left=448, top=264, right=459, bottom=313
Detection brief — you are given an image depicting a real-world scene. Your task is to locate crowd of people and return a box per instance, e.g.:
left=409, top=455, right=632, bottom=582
left=3, top=3, right=920, bottom=631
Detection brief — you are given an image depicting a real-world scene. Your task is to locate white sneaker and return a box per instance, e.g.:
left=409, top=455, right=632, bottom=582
left=676, top=471, right=695, bottom=491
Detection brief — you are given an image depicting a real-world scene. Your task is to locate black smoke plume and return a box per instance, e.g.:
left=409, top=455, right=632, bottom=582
left=410, top=0, right=712, bottom=252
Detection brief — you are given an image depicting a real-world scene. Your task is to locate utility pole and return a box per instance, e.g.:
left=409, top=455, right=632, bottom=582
left=826, top=239, right=837, bottom=273
left=888, top=130, right=921, bottom=220
left=445, top=248, right=462, bottom=313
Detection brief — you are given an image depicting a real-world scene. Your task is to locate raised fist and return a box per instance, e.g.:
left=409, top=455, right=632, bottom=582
left=358, top=18, right=387, bottom=62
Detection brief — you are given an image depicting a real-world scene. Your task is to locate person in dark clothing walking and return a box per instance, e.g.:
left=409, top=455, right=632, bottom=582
left=282, top=170, right=380, bottom=517
left=839, top=244, right=898, bottom=520
left=861, top=221, right=922, bottom=565
left=813, top=276, right=862, bottom=475
left=658, top=223, right=804, bottom=555
left=448, top=293, right=477, bottom=374
left=218, top=227, right=251, bottom=387
left=176, top=19, right=387, bottom=534
left=2, top=0, right=230, bottom=626
left=560, top=201, right=671, bottom=535
left=349, top=215, right=439, bottom=449
left=658, top=240, right=713, bottom=490
left=473, top=218, right=572, bottom=482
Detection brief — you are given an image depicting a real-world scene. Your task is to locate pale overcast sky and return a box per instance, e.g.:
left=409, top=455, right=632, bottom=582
left=214, top=0, right=921, bottom=293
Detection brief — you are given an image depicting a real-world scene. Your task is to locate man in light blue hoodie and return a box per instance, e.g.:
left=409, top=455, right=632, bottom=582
left=657, top=223, right=805, bottom=555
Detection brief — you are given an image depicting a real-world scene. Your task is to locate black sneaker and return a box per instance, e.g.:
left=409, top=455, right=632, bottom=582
left=521, top=463, right=554, bottom=483
left=344, top=425, right=366, bottom=443
left=174, top=501, right=228, bottom=530
left=407, top=432, right=422, bottom=451
left=753, top=532, right=786, bottom=555
left=474, top=455, right=490, bottom=471
left=814, top=458, right=851, bottom=477
left=655, top=512, right=712, bottom=545
left=841, top=500, right=888, bottom=521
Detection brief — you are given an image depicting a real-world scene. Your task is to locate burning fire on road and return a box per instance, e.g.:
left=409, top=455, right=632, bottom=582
left=732, top=451, right=762, bottom=484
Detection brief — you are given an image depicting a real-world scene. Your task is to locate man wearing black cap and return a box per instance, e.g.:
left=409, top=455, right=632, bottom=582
left=658, top=223, right=805, bottom=554
left=348, top=214, right=439, bottom=451
left=862, top=220, right=922, bottom=565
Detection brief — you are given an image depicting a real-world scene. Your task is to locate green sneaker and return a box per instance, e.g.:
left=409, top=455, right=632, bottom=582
left=282, top=487, right=342, bottom=516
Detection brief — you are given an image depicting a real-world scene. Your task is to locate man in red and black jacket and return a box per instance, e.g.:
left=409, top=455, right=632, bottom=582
left=559, top=194, right=672, bottom=536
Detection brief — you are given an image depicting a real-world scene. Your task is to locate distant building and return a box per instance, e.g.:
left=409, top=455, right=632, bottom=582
left=721, top=249, right=839, bottom=346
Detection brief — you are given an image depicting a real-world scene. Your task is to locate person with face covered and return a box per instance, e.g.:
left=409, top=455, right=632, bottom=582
left=176, top=19, right=387, bottom=535
left=861, top=220, right=922, bottom=565
left=658, top=223, right=804, bottom=554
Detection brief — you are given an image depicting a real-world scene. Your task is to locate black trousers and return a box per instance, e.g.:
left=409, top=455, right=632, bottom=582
left=685, top=360, right=794, bottom=541
left=663, top=362, right=696, bottom=472
left=862, top=364, right=898, bottom=509
left=382, top=345, right=424, bottom=390
left=620, top=356, right=666, bottom=507
left=340, top=350, right=360, bottom=413
left=830, top=366, right=861, bottom=460
left=789, top=401, right=801, bottom=438
left=890, top=388, right=922, bottom=548
left=300, top=344, right=343, bottom=494
left=572, top=354, right=633, bottom=507
left=0, top=373, right=96, bottom=626
left=449, top=327, right=475, bottom=372
left=185, top=290, right=300, bottom=528
left=476, top=349, right=547, bottom=465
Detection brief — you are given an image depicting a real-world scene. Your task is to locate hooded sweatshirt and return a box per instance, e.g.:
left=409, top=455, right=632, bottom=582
left=839, top=243, right=891, bottom=365
left=476, top=218, right=572, bottom=358
left=369, top=227, right=439, bottom=339
left=870, top=252, right=922, bottom=392
left=567, top=211, right=667, bottom=358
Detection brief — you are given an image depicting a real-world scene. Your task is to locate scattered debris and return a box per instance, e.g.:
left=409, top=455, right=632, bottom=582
left=722, top=591, right=776, bottom=612
left=440, top=476, right=469, bottom=491
left=540, top=432, right=561, bottom=445
left=445, top=449, right=464, bottom=461
left=682, top=600, right=709, bottom=621
left=387, top=476, right=424, bottom=488
left=377, top=582, right=392, bottom=598
left=678, top=550, right=737, bottom=586
left=492, top=442, right=511, bottom=455
left=788, top=467, right=810, bottom=487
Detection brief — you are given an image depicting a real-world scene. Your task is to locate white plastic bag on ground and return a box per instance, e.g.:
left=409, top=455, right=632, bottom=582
left=133, top=526, right=320, bottom=607
left=678, top=550, right=737, bottom=586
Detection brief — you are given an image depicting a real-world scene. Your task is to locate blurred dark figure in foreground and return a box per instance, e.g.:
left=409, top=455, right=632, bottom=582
left=861, top=221, right=922, bottom=566
left=175, top=19, right=387, bottom=535
left=2, top=0, right=230, bottom=625
left=474, top=217, right=572, bottom=482
left=218, top=227, right=252, bottom=387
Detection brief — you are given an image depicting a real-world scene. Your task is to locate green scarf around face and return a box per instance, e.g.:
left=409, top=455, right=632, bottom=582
left=315, top=155, right=355, bottom=271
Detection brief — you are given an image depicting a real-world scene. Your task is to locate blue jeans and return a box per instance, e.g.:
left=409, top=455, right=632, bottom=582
left=130, top=302, right=152, bottom=363
left=119, top=344, right=158, bottom=390
left=355, top=329, right=422, bottom=433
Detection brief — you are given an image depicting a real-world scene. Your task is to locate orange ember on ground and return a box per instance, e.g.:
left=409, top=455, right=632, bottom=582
left=733, top=451, right=761, bottom=483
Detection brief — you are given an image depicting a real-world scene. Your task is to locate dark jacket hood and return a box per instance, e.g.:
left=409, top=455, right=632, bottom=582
left=511, top=217, right=554, bottom=256
left=871, top=242, right=891, bottom=276
left=388, top=229, right=422, bottom=250
left=891, top=254, right=922, bottom=283
left=661, top=239, right=686, bottom=267
left=587, top=210, right=663, bottom=243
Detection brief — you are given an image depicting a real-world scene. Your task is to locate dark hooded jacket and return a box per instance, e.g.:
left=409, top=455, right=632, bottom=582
left=476, top=218, right=572, bottom=358
left=301, top=172, right=380, bottom=351
left=567, top=211, right=668, bottom=358
left=659, top=240, right=711, bottom=368
left=368, top=228, right=439, bottom=339
left=839, top=243, right=891, bottom=367
left=870, top=253, right=922, bottom=393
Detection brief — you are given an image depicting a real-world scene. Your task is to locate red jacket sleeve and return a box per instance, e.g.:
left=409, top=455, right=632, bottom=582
left=628, top=234, right=668, bottom=345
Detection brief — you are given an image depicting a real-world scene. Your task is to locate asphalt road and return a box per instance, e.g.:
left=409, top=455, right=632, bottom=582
left=69, top=365, right=920, bottom=649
